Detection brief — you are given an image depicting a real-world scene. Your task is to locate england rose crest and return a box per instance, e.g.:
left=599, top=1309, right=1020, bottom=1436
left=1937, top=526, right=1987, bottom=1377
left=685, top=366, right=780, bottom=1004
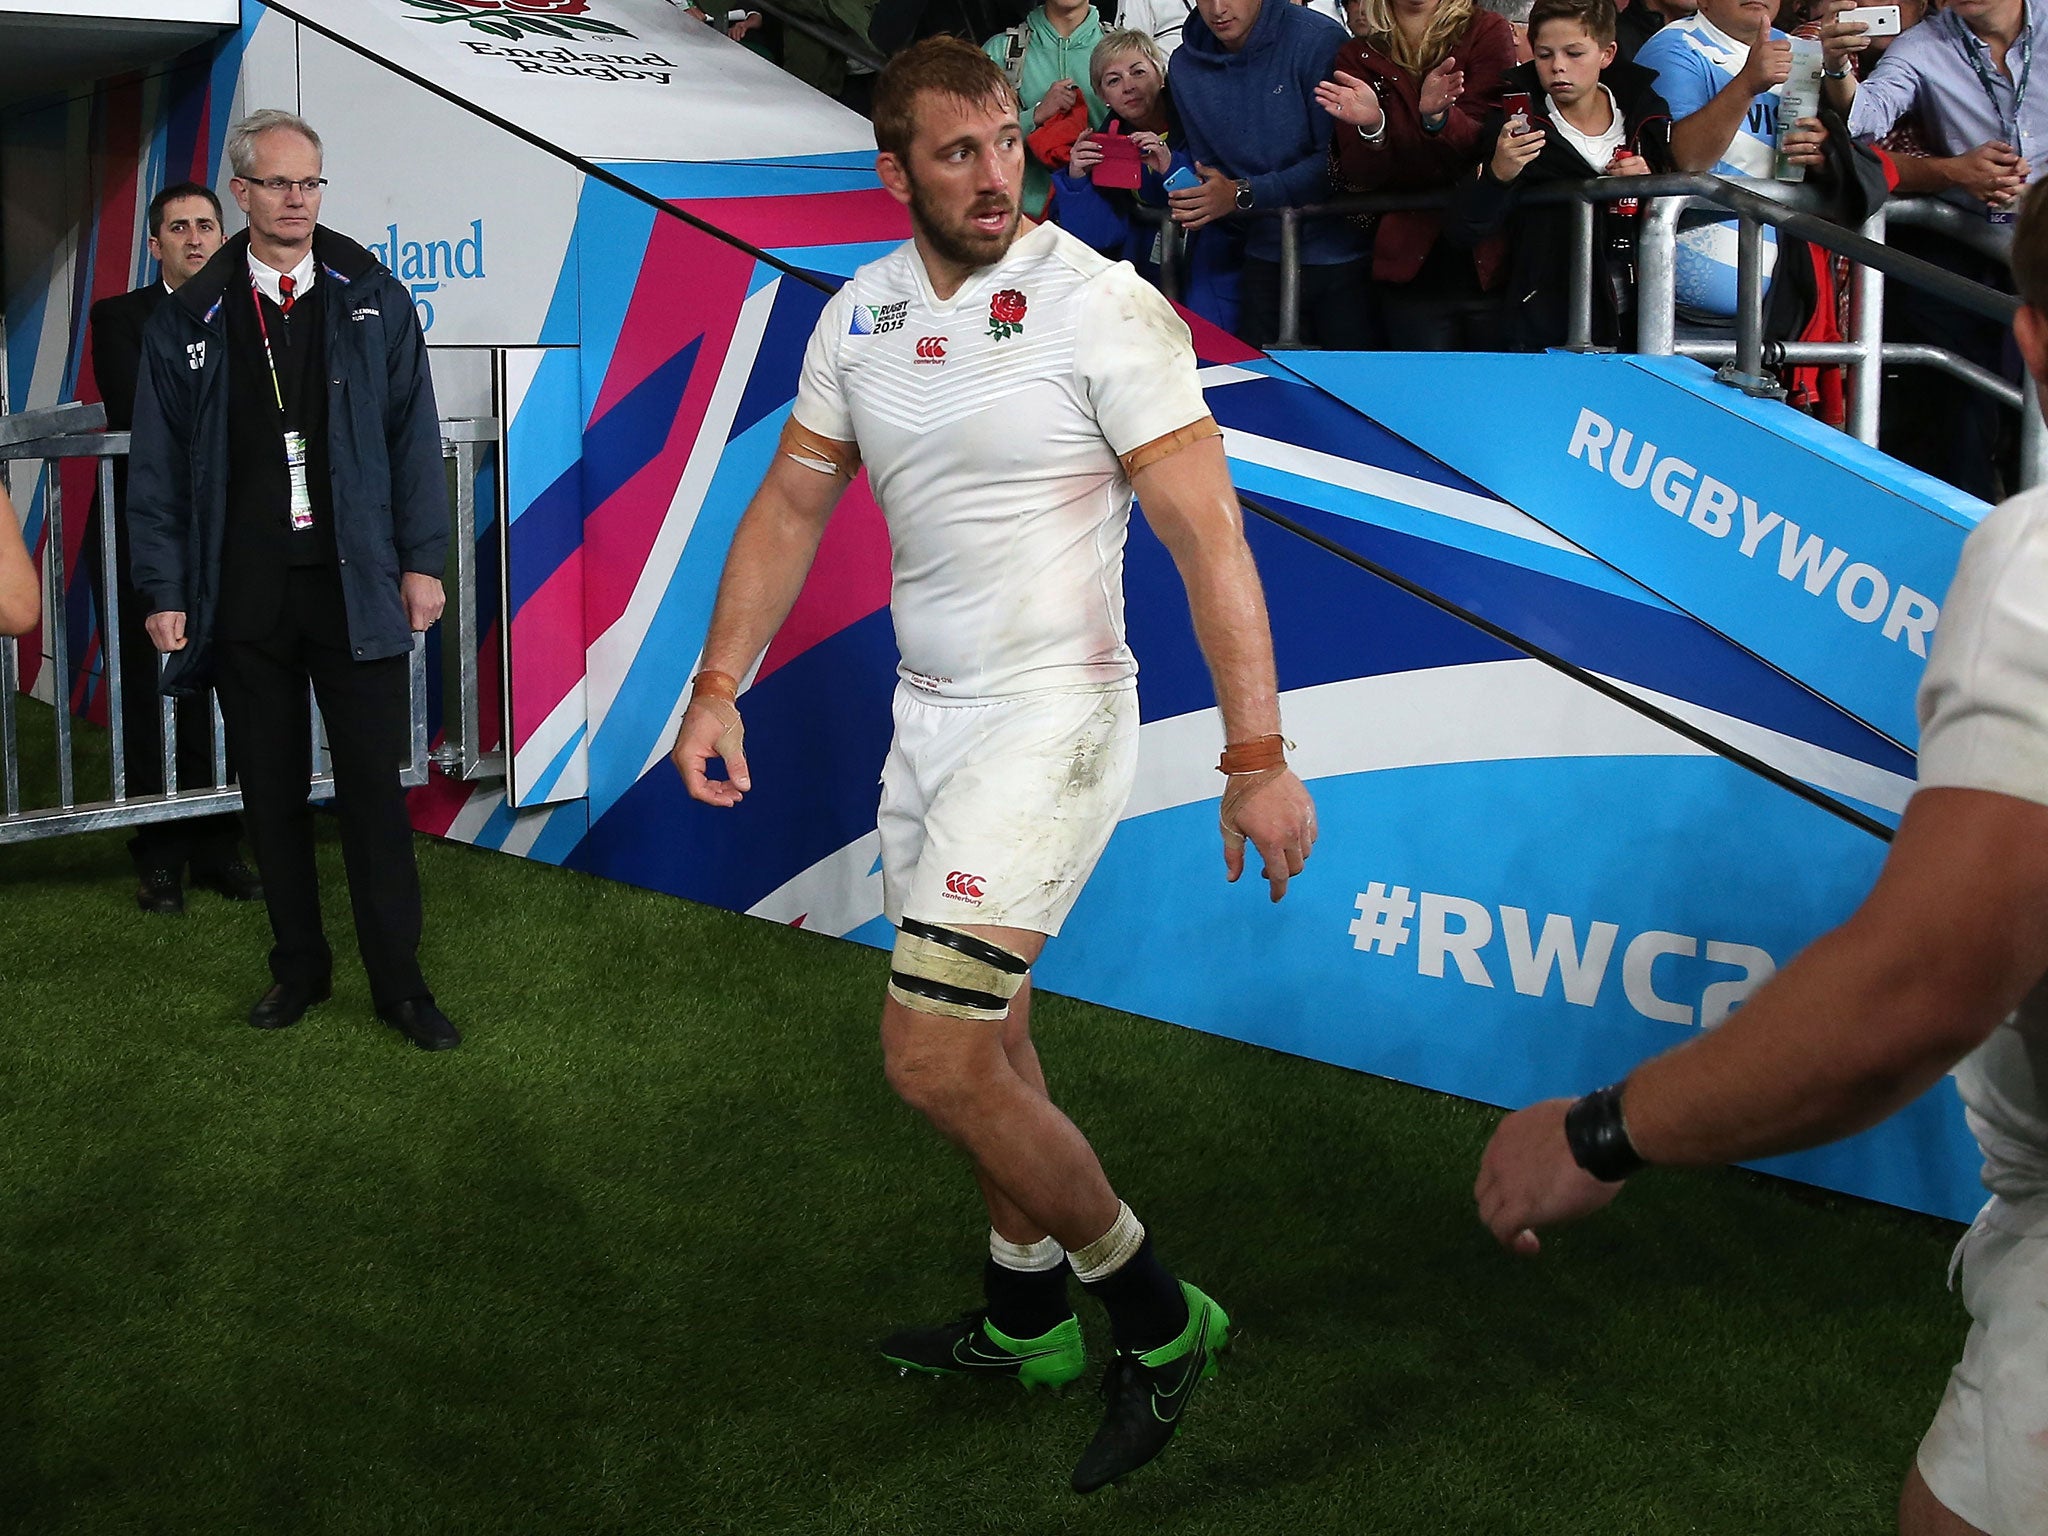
left=987, top=288, right=1027, bottom=341
left=404, top=0, right=632, bottom=40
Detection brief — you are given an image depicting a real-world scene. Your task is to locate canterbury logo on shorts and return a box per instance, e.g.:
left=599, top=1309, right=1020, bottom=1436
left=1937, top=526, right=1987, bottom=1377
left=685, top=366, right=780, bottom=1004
left=944, top=871, right=986, bottom=902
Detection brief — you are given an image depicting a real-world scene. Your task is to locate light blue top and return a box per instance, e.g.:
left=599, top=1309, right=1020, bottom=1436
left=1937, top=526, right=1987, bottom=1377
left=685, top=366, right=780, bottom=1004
left=1848, top=0, right=2048, bottom=212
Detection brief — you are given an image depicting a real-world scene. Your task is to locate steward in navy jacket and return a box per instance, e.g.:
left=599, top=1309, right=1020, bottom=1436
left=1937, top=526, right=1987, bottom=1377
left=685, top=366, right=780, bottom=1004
left=1443, top=57, right=1672, bottom=351
left=127, top=225, right=448, bottom=696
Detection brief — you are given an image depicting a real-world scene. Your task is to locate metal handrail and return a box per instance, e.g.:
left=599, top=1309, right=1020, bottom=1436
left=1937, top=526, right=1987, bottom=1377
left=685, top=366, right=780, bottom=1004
left=1143, top=170, right=2032, bottom=483
left=0, top=405, right=501, bottom=845
left=740, top=0, right=887, bottom=73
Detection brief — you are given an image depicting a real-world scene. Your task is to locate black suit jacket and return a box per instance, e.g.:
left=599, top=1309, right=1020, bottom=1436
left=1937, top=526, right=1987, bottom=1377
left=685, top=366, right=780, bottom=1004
left=90, top=282, right=165, bottom=434
left=86, top=283, right=167, bottom=611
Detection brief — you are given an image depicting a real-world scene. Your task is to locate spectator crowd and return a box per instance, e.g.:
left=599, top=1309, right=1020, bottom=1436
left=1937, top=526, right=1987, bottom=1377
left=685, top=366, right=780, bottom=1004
left=686, top=0, right=2041, bottom=500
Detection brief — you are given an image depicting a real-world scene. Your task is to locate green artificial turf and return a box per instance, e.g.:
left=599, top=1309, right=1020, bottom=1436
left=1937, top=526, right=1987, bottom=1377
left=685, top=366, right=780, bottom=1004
left=0, top=708, right=1968, bottom=1534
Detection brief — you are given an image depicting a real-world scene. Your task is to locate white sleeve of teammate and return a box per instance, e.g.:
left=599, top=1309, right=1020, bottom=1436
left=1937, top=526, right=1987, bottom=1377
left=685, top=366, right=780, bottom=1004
left=1916, top=496, right=2048, bottom=809
left=1073, top=264, right=1212, bottom=460
left=791, top=285, right=858, bottom=443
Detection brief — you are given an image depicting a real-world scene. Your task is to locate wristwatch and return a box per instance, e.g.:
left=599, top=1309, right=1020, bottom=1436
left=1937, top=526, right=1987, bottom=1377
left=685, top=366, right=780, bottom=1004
left=1233, top=179, right=1255, bottom=212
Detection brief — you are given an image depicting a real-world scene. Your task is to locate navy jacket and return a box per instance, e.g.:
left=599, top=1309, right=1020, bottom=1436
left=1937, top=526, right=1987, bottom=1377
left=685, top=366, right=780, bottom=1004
left=128, top=227, right=448, bottom=696
left=1167, top=0, right=1363, bottom=266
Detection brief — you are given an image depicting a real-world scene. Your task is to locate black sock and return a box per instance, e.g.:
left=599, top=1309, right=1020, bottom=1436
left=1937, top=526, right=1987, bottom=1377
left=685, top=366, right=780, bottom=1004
left=1078, top=1235, right=1188, bottom=1355
left=983, top=1256, right=1072, bottom=1339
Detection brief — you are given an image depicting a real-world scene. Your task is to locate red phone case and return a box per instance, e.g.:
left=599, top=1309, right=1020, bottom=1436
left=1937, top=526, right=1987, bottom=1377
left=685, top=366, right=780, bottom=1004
left=1091, top=132, right=1144, bottom=191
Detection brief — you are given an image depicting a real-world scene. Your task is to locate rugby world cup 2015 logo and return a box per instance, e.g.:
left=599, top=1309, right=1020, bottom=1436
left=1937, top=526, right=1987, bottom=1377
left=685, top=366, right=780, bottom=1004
left=987, top=288, right=1027, bottom=341
left=402, top=0, right=633, bottom=41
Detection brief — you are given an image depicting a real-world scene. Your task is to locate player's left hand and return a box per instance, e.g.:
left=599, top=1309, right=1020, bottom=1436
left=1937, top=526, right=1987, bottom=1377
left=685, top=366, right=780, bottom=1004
left=1223, top=767, right=1316, bottom=902
left=671, top=696, right=750, bottom=807
left=1475, top=1098, right=1624, bottom=1256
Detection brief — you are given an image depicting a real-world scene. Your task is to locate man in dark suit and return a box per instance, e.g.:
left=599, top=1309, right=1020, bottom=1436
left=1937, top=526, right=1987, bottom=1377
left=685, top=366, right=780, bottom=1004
left=88, top=181, right=261, bottom=915
left=127, top=111, right=459, bottom=1051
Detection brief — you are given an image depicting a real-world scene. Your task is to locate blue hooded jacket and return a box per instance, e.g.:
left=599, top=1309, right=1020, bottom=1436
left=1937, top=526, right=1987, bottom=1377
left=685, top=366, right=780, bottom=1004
left=1167, top=0, right=1364, bottom=266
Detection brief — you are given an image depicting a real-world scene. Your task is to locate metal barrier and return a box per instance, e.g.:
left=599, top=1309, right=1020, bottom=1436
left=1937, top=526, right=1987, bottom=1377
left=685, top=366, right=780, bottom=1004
left=0, top=403, right=502, bottom=846
left=1151, top=173, right=2035, bottom=485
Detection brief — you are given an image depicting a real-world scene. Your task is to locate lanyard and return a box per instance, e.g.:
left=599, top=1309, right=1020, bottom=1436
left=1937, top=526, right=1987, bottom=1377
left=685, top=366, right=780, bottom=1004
left=1960, top=14, right=2032, bottom=144
left=248, top=278, right=290, bottom=416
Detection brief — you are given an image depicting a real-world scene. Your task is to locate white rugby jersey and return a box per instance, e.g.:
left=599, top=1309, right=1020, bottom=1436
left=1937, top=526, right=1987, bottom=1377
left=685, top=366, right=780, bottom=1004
left=791, top=220, right=1210, bottom=703
left=1917, top=483, right=2048, bottom=1220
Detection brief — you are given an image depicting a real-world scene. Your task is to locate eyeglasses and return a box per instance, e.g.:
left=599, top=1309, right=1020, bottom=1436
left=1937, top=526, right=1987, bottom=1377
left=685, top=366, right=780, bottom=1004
left=241, top=176, right=328, bottom=195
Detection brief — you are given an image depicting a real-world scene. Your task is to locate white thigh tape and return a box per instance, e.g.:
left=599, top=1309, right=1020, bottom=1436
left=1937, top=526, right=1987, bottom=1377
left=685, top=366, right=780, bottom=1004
left=886, top=922, right=1029, bottom=1022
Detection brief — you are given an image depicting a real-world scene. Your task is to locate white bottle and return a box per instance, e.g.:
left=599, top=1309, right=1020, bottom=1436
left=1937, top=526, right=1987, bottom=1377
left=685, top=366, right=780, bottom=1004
left=1774, top=31, right=1825, bottom=182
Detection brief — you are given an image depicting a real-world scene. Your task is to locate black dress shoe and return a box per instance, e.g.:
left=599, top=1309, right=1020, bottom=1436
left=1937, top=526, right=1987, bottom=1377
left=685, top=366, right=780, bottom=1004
left=190, top=855, right=264, bottom=902
left=135, top=867, right=185, bottom=916
left=249, top=980, right=332, bottom=1030
left=378, top=997, right=461, bottom=1052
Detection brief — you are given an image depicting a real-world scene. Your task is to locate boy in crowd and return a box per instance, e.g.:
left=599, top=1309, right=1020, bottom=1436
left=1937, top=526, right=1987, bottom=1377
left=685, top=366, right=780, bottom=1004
left=1445, top=0, right=1673, bottom=348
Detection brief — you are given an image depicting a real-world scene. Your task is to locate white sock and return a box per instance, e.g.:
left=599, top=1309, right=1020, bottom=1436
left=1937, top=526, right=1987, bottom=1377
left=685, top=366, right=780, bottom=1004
left=990, top=1230, right=1065, bottom=1272
left=1066, top=1201, right=1145, bottom=1284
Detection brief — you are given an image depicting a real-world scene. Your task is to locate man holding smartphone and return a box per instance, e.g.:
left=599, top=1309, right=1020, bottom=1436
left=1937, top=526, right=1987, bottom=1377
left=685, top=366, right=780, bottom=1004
left=1844, top=0, right=2040, bottom=499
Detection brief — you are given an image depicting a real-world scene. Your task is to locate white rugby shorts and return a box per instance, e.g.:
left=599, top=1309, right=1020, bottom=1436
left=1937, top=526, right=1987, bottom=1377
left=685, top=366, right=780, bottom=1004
left=1917, top=1200, right=2048, bottom=1534
left=879, top=681, right=1139, bottom=938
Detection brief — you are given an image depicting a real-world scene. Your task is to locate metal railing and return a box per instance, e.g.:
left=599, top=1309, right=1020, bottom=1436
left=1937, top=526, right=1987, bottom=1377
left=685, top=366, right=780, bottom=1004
left=1151, top=173, right=2036, bottom=485
left=0, top=404, right=502, bottom=845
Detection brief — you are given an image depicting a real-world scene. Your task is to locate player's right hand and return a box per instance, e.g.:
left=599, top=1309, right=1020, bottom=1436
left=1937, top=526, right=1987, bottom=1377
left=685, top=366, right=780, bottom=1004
left=671, top=696, right=751, bottom=808
left=1223, top=768, right=1316, bottom=902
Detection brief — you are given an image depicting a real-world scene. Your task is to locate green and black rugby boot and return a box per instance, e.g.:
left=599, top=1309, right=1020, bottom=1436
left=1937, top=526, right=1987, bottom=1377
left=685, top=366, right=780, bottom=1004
left=1070, top=1281, right=1230, bottom=1494
left=879, top=1310, right=1087, bottom=1392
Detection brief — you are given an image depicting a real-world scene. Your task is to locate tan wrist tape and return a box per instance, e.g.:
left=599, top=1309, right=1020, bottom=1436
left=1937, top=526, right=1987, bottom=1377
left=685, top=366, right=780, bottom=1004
left=1217, top=734, right=1287, bottom=775
left=692, top=669, right=739, bottom=704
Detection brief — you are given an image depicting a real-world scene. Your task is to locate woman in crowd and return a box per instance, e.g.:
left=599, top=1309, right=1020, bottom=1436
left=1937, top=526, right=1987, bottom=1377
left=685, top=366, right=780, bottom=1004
left=1317, top=0, right=1517, bottom=348
left=983, top=0, right=1108, bottom=219
left=0, top=482, right=38, bottom=638
left=1443, top=0, right=1671, bottom=350
left=1051, top=30, right=1242, bottom=330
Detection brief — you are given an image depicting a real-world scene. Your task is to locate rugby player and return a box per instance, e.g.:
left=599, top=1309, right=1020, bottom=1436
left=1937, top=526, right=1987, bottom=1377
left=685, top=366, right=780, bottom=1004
left=671, top=35, right=1316, bottom=1494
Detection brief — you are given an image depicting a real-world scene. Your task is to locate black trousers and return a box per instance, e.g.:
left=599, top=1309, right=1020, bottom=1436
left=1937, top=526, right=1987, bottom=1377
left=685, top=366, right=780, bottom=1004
left=1237, top=257, right=1379, bottom=351
left=1378, top=285, right=1508, bottom=352
left=82, top=500, right=242, bottom=873
left=213, top=566, right=426, bottom=1009
left=1881, top=227, right=2015, bottom=504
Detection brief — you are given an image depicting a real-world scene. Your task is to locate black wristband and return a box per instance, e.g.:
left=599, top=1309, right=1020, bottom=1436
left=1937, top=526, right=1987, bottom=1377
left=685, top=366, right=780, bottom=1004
left=1564, top=1083, right=1644, bottom=1183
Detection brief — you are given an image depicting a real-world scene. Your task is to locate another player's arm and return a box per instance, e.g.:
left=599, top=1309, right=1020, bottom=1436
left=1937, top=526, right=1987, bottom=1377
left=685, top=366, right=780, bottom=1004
left=1626, top=787, right=2048, bottom=1162
left=670, top=419, right=858, bottom=807
left=1475, top=786, right=2048, bottom=1250
left=0, top=480, right=38, bottom=637
left=1132, top=432, right=1317, bottom=901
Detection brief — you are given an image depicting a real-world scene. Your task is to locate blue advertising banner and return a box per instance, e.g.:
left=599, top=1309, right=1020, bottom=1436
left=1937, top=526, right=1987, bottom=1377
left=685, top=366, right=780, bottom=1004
left=1281, top=352, right=1984, bottom=750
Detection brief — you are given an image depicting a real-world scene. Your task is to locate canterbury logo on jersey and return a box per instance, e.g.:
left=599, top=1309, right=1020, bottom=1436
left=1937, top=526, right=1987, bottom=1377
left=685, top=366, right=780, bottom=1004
left=914, top=335, right=947, bottom=363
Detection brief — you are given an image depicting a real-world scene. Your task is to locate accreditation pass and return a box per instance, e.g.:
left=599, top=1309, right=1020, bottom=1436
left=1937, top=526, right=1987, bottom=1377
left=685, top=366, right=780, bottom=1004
left=284, top=430, right=314, bottom=531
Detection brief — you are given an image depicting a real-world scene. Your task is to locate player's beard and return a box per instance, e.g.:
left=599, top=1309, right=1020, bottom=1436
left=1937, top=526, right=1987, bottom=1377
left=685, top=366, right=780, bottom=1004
left=907, top=174, right=1020, bottom=272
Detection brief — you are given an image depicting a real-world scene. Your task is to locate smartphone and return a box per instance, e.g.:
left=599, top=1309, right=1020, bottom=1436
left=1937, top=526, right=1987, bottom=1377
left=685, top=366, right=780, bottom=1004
left=1501, top=90, right=1534, bottom=132
left=1162, top=164, right=1201, bottom=193
left=1838, top=4, right=1902, bottom=35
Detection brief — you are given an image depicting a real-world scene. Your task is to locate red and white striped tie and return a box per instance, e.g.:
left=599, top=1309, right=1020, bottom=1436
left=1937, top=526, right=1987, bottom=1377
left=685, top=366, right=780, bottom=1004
left=277, top=273, right=296, bottom=316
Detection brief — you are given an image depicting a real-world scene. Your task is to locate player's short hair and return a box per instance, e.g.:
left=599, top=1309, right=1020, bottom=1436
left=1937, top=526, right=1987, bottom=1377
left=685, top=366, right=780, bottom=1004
left=872, top=36, right=1018, bottom=161
left=1089, top=29, right=1167, bottom=97
left=148, top=181, right=222, bottom=239
left=2015, top=181, right=2048, bottom=314
left=1528, top=0, right=1618, bottom=44
left=226, top=108, right=323, bottom=177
